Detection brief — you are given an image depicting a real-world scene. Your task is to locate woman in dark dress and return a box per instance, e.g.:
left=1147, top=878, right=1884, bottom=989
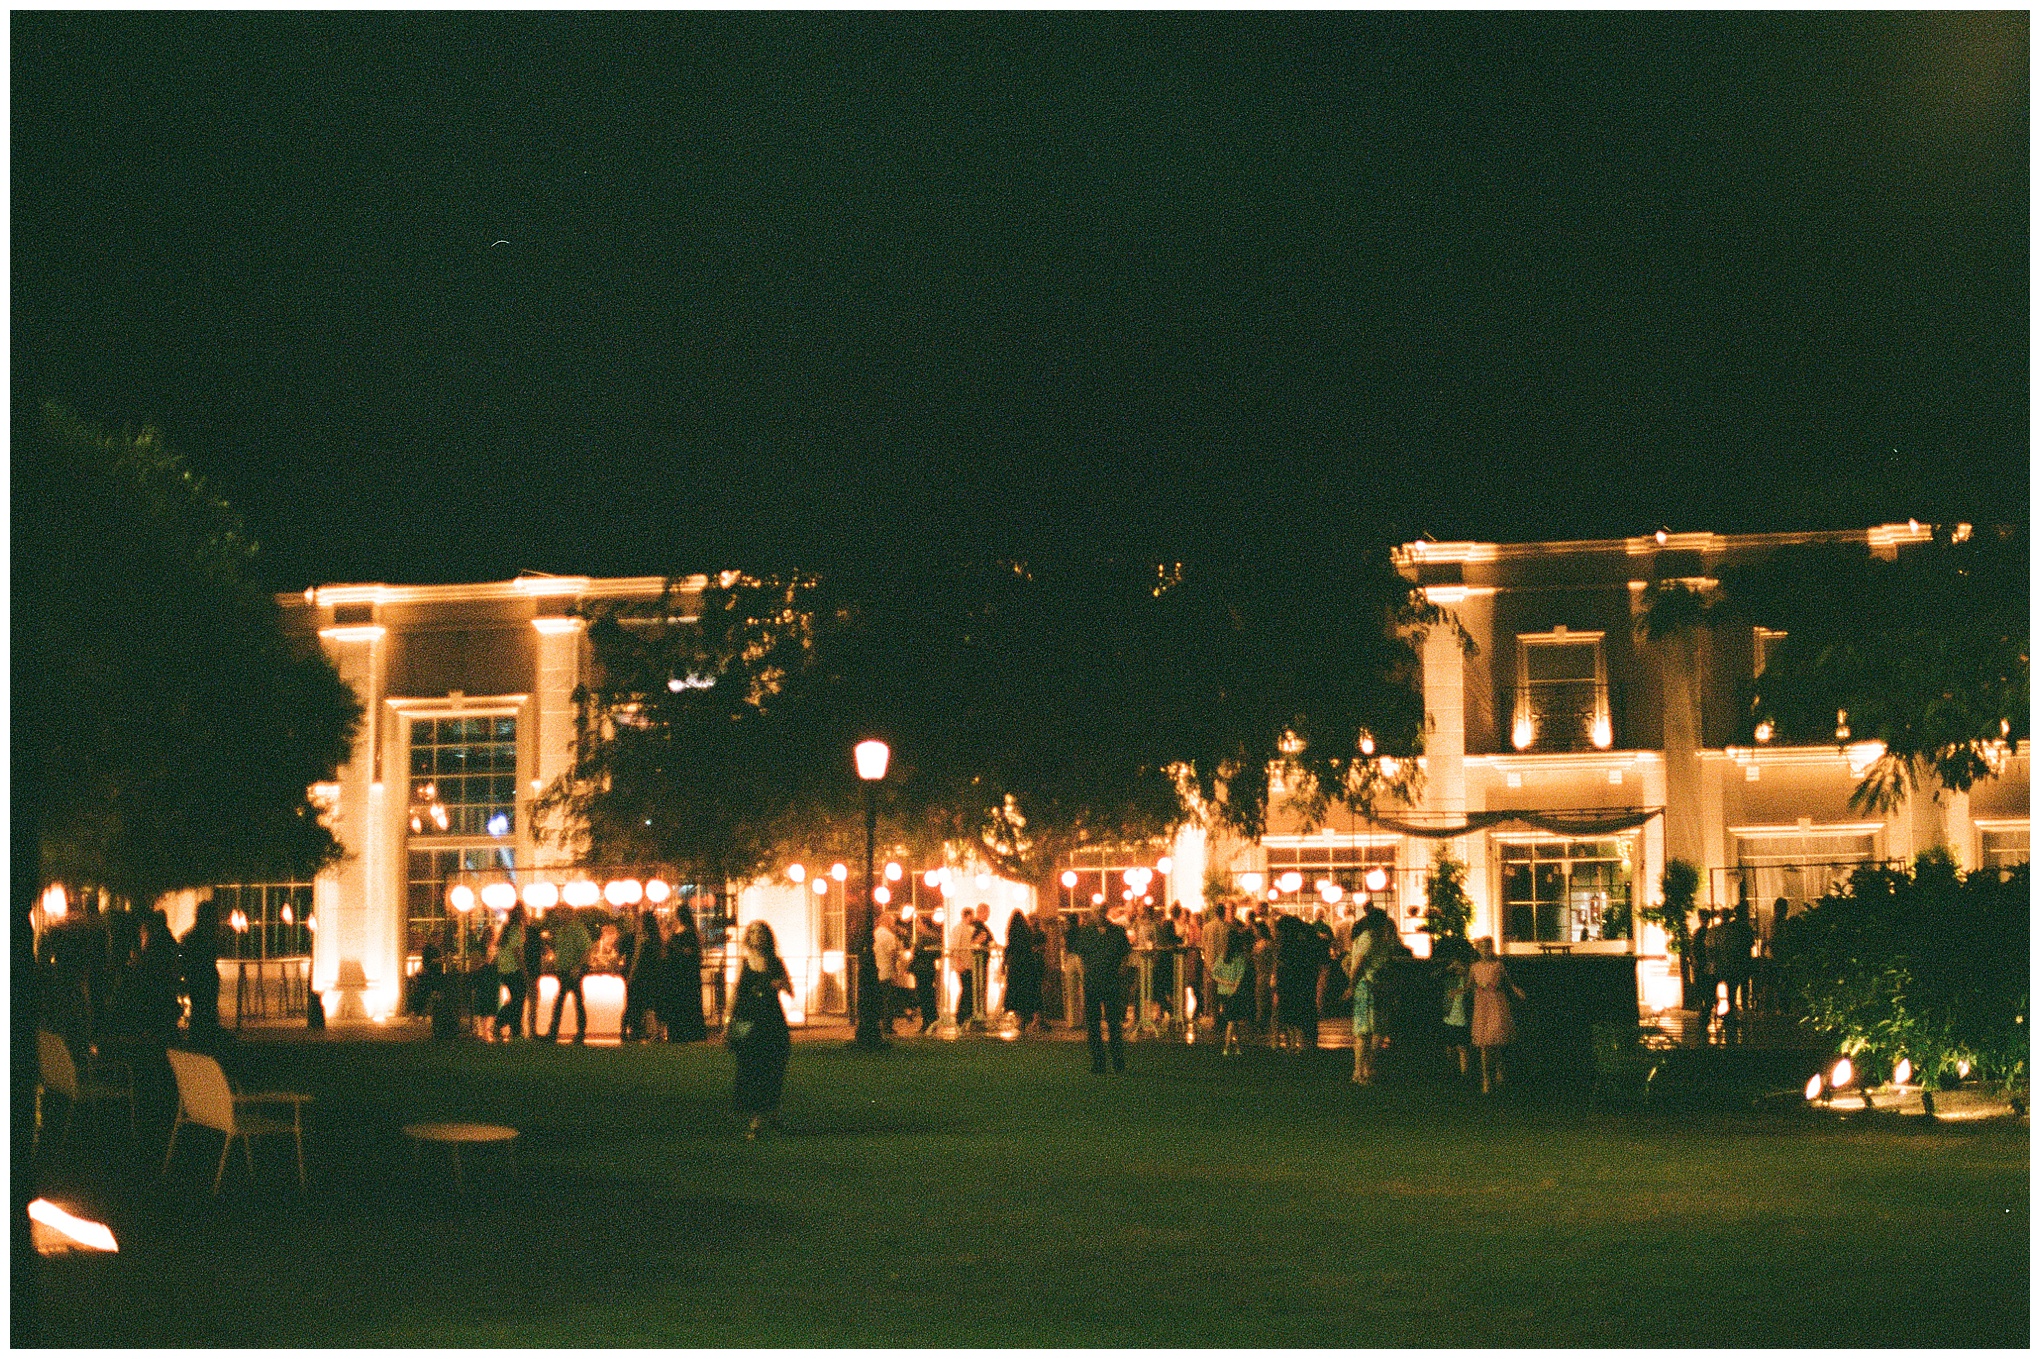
left=623, top=909, right=662, bottom=1041
left=727, top=920, right=793, bottom=1138
left=909, top=917, right=942, bottom=1033
left=181, top=900, right=223, bottom=1043
left=1003, top=909, right=1045, bottom=1034
left=661, top=909, right=709, bottom=1042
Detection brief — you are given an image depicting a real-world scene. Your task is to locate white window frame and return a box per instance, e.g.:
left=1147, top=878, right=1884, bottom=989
left=1513, top=628, right=1609, bottom=751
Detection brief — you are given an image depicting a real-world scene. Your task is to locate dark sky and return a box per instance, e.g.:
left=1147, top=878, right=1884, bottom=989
left=13, top=11, right=2028, bottom=589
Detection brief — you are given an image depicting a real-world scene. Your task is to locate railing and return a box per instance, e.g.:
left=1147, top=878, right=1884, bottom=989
left=1490, top=682, right=1635, bottom=753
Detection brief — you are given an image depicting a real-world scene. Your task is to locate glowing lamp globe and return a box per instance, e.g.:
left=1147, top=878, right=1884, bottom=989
left=788, top=863, right=807, bottom=884
left=1239, top=873, right=1264, bottom=894
left=924, top=869, right=943, bottom=889
left=1061, top=870, right=1078, bottom=889
left=563, top=880, right=601, bottom=908
left=1157, top=857, right=1173, bottom=875
left=480, top=882, right=517, bottom=911
left=524, top=881, right=559, bottom=910
left=1364, top=867, right=1389, bottom=893
left=1276, top=871, right=1303, bottom=895
left=874, top=886, right=892, bottom=906
left=447, top=885, right=477, bottom=913
left=812, top=878, right=829, bottom=896
left=831, top=862, right=848, bottom=883
left=644, top=879, right=672, bottom=904
left=884, top=861, right=903, bottom=882
left=854, top=739, right=891, bottom=781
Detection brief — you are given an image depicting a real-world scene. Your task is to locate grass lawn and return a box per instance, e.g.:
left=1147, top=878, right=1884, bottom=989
left=26, top=1030, right=2029, bottom=1347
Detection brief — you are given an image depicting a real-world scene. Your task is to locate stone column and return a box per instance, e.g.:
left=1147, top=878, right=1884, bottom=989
left=315, top=625, right=385, bottom=1013
left=530, top=618, right=586, bottom=869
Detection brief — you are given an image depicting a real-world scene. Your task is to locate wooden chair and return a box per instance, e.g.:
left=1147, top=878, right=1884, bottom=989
left=162, top=1048, right=311, bottom=1194
left=34, top=1031, right=136, bottom=1158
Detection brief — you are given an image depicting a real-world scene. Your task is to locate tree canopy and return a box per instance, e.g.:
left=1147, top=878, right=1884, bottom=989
left=15, top=403, right=362, bottom=904
left=542, top=549, right=1449, bottom=896
left=1644, top=528, right=2028, bottom=812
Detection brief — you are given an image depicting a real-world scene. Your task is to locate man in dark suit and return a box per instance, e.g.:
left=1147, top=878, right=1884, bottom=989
left=1067, top=904, right=1132, bottom=1073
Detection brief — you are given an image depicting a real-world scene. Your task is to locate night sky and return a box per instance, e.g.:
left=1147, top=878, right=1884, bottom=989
left=13, top=12, right=2028, bottom=589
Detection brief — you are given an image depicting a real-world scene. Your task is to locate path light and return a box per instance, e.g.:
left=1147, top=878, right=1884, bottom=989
left=28, top=1199, right=117, bottom=1255
left=1830, top=1057, right=1853, bottom=1089
left=1804, top=1073, right=1825, bottom=1102
left=1957, top=1059, right=1971, bottom=1079
left=524, top=881, right=559, bottom=911
left=1893, top=1058, right=1912, bottom=1086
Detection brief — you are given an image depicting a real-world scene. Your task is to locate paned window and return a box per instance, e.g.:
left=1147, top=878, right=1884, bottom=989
left=211, top=882, right=315, bottom=960
left=1513, top=634, right=1608, bottom=751
left=408, top=716, right=518, bottom=838
left=1499, top=837, right=1633, bottom=944
left=1262, top=842, right=1402, bottom=923
left=1979, top=825, right=2029, bottom=873
left=1753, top=627, right=1788, bottom=677
left=407, top=846, right=516, bottom=958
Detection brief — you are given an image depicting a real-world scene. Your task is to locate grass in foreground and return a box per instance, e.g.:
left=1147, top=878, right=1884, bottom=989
left=27, top=1032, right=2029, bottom=1347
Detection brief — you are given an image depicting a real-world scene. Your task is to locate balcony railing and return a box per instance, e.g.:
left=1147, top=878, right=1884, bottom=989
left=1494, top=682, right=1629, bottom=753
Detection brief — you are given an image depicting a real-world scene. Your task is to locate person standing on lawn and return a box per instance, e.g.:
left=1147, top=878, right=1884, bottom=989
left=661, top=908, right=708, bottom=1042
left=1067, top=904, right=1132, bottom=1073
left=181, top=898, right=224, bottom=1044
left=872, top=909, right=904, bottom=1033
left=1212, top=912, right=1254, bottom=1056
left=623, top=908, right=662, bottom=1041
left=545, top=909, right=593, bottom=1043
left=1003, top=908, right=1046, bottom=1034
left=909, top=912, right=943, bottom=1032
left=728, top=920, right=794, bottom=1139
left=1342, top=904, right=1395, bottom=1083
left=490, top=906, right=528, bottom=1040
left=1469, top=937, right=1525, bottom=1094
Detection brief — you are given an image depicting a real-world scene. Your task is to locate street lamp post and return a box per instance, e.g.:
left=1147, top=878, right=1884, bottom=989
left=853, top=739, right=891, bottom=1049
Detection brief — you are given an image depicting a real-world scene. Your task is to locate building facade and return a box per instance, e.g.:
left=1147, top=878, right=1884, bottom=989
left=275, top=523, right=2027, bottom=1021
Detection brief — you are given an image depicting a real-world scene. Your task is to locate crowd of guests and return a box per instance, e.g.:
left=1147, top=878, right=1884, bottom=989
left=35, top=898, right=230, bottom=1052
left=417, top=905, right=715, bottom=1044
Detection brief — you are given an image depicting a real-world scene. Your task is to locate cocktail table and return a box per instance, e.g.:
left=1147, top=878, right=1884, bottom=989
left=402, top=1121, right=518, bottom=1189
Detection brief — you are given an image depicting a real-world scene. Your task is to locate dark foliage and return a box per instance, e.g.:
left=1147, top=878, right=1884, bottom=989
left=1774, top=851, right=2028, bottom=1090
left=15, top=404, right=362, bottom=902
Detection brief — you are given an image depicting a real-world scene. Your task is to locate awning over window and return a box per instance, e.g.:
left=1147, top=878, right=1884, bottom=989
left=1360, top=807, right=1664, bottom=839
